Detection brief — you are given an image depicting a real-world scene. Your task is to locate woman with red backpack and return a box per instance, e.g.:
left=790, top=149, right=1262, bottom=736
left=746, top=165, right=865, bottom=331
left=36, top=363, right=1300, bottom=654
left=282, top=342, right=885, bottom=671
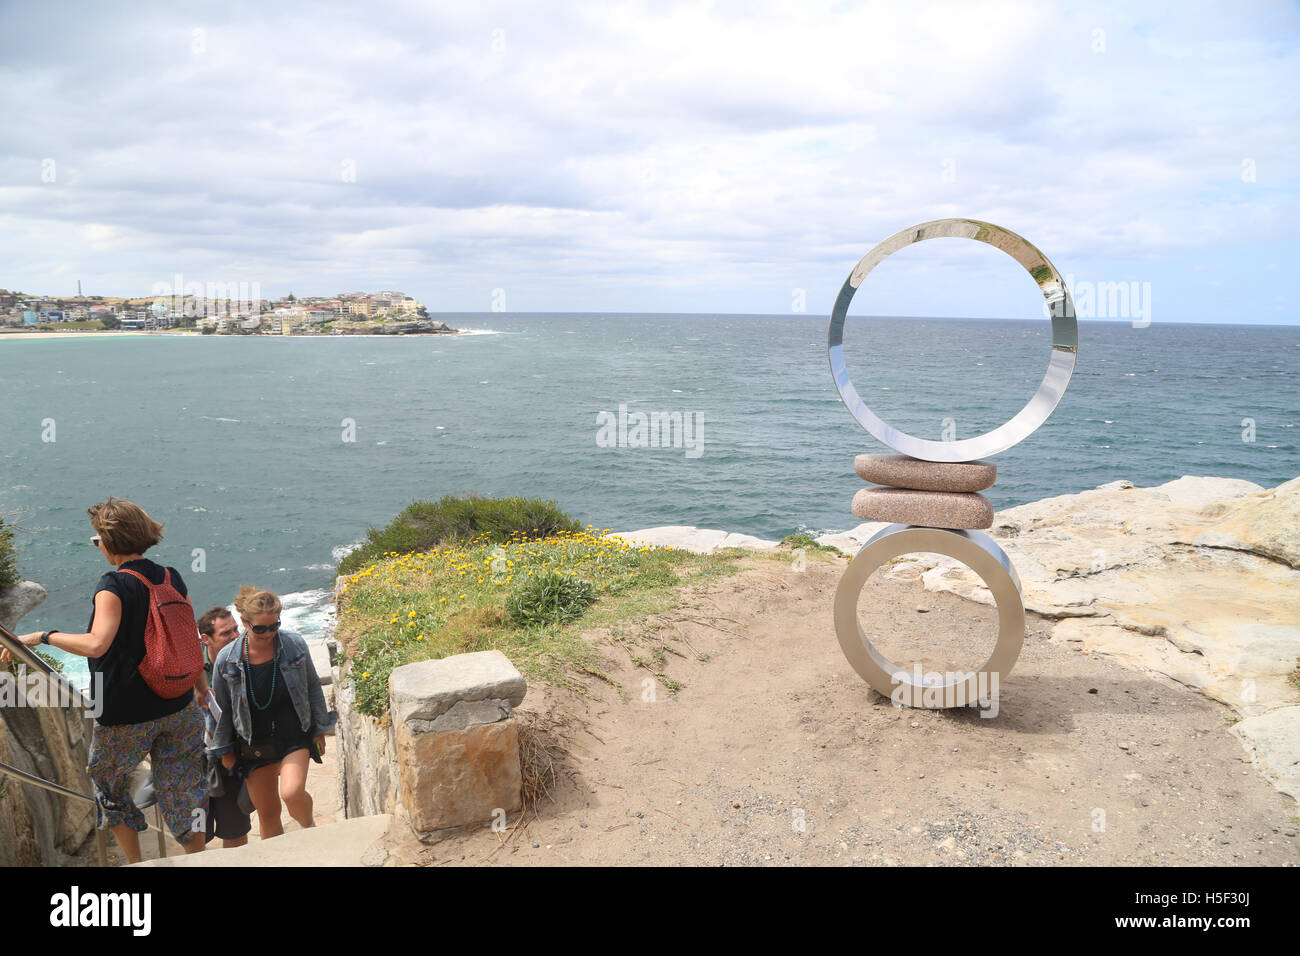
left=1, top=497, right=207, bottom=862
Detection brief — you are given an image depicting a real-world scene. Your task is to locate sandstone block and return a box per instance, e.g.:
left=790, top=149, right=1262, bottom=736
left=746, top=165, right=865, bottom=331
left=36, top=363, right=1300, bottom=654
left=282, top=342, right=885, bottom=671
left=855, top=454, right=996, bottom=492
left=396, top=719, right=522, bottom=834
left=851, top=488, right=994, bottom=530
left=389, top=650, right=525, bottom=723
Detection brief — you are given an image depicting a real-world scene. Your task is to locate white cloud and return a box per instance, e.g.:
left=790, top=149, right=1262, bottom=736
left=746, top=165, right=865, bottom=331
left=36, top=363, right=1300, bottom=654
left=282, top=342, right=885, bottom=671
left=0, top=0, right=1295, bottom=318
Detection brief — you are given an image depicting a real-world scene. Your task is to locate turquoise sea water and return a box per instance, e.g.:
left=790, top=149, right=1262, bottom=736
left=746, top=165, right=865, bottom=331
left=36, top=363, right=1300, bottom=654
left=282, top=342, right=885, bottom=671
left=2, top=314, right=1297, bottom=684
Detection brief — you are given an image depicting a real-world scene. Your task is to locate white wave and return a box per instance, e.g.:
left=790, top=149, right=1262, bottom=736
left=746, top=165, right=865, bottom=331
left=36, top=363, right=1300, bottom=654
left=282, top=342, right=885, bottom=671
left=279, top=588, right=337, bottom=641
left=455, top=328, right=502, bottom=336
left=332, top=541, right=363, bottom=563
left=199, top=416, right=241, bottom=423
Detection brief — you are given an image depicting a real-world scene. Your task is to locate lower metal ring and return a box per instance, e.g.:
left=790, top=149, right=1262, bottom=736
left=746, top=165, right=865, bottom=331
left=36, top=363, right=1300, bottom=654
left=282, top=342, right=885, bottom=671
left=833, top=523, right=1025, bottom=708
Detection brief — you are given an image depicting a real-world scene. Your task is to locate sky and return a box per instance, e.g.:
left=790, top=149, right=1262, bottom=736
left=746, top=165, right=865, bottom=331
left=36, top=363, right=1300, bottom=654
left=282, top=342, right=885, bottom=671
left=1, top=0, right=1297, bottom=323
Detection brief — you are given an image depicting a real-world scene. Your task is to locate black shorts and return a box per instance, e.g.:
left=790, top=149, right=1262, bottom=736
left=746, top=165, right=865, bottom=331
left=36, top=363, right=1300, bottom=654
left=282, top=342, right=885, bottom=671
left=204, top=761, right=252, bottom=843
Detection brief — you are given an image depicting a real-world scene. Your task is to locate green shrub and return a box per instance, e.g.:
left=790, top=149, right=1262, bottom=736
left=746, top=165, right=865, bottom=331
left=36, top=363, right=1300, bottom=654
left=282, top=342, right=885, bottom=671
left=339, top=495, right=583, bottom=575
left=505, top=570, right=598, bottom=628
left=0, top=518, right=18, bottom=589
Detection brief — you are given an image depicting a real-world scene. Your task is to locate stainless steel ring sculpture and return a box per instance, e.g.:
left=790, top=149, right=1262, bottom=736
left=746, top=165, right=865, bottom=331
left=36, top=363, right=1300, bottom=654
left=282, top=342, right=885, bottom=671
left=833, top=524, right=1024, bottom=708
left=827, top=218, right=1078, bottom=462
left=828, top=219, right=1077, bottom=707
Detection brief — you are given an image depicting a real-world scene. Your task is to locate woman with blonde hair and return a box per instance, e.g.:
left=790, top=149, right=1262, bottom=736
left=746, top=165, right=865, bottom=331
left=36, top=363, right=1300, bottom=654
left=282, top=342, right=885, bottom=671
left=208, top=586, right=335, bottom=839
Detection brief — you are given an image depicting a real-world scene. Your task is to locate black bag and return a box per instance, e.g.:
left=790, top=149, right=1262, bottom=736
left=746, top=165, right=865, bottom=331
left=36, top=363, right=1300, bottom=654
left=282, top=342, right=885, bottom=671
left=238, top=736, right=280, bottom=764
left=205, top=756, right=226, bottom=798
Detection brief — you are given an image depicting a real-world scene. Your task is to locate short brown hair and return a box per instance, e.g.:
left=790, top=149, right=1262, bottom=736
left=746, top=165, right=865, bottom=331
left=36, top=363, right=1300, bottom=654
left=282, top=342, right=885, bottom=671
left=234, top=585, right=281, bottom=620
left=197, top=606, right=234, bottom=636
left=87, top=497, right=164, bottom=556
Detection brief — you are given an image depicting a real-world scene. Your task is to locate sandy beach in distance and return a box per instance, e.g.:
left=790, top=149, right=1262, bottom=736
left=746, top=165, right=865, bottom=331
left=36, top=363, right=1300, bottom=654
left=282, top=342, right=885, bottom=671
left=0, top=331, right=196, bottom=341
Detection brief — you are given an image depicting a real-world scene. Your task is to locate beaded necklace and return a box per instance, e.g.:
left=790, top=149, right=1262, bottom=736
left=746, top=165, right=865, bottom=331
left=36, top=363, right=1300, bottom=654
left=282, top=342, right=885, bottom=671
left=242, top=633, right=279, bottom=711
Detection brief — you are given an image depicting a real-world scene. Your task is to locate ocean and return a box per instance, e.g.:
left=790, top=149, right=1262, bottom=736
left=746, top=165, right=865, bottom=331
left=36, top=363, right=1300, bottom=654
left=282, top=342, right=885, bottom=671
left=1, top=314, right=1296, bottom=686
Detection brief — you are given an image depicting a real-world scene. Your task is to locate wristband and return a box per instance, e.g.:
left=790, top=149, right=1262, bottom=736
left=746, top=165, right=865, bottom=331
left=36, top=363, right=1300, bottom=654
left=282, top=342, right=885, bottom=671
left=40, top=630, right=56, bottom=645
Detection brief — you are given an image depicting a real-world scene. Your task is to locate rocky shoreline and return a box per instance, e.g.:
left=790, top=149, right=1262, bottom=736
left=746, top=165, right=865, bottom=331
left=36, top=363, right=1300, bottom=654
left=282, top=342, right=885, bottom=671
left=611, top=474, right=1300, bottom=803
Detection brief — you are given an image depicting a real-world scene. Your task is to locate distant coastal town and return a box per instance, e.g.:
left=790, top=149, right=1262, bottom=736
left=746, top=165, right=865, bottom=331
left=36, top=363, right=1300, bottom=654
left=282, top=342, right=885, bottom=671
left=0, top=287, right=459, bottom=336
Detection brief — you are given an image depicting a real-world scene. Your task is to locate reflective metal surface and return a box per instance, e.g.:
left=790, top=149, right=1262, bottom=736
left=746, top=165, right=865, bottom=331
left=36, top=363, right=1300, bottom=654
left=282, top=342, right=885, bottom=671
left=828, top=218, right=1077, bottom=462
left=833, top=523, right=1025, bottom=707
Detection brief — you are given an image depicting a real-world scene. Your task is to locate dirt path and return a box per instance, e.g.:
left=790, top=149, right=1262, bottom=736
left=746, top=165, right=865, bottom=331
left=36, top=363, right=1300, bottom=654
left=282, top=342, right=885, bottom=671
left=381, top=551, right=1298, bottom=866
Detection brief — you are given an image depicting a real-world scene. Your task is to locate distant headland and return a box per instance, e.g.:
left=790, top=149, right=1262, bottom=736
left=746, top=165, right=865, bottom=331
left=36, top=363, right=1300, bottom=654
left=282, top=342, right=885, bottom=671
left=0, top=288, right=460, bottom=337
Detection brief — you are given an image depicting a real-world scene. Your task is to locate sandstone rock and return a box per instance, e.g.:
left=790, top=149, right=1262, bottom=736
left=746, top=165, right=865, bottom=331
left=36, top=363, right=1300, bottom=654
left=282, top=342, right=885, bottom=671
left=609, top=527, right=780, bottom=553
left=407, top=698, right=514, bottom=734
left=395, top=719, right=522, bottom=835
left=851, top=488, right=993, bottom=530
left=1190, top=475, right=1300, bottom=569
left=855, top=454, right=996, bottom=492
left=827, top=474, right=1300, bottom=800
left=1233, top=707, right=1300, bottom=801
left=0, top=581, right=97, bottom=866
left=389, top=651, right=525, bottom=724
left=334, top=677, right=398, bottom=820
left=815, top=522, right=891, bottom=555
left=0, top=581, right=48, bottom=631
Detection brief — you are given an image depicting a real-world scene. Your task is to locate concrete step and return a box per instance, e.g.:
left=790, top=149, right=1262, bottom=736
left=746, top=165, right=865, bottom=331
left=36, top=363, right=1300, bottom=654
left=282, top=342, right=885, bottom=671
left=134, top=814, right=392, bottom=867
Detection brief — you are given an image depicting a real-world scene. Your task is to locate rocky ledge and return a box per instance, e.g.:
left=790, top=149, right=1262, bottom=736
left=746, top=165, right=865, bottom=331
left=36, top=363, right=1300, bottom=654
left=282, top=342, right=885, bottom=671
left=334, top=320, right=459, bottom=335
left=614, top=474, right=1300, bottom=802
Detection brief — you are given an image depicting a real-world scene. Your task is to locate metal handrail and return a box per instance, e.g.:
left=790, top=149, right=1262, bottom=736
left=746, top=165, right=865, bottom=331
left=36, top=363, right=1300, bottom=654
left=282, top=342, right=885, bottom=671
left=0, top=621, right=112, bottom=863
left=0, top=757, right=96, bottom=803
left=0, top=622, right=95, bottom=712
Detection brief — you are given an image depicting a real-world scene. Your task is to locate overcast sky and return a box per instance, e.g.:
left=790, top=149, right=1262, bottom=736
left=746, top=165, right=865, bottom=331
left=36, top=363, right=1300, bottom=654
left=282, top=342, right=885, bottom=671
left=1, top=0, right=1296, bottom=322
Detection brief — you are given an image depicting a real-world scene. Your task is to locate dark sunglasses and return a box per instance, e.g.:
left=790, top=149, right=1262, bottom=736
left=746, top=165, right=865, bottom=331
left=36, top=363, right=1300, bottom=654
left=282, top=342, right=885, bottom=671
left=89, top=535, right=102, bottom=547
left=250, top=621, right=281, bottom=635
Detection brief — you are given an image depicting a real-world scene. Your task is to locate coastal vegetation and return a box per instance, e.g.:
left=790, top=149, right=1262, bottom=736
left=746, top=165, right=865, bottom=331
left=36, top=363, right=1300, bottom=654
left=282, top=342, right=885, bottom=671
left=780, top=532, right=842, bottom=555
left=337, top=495, right=584, bottom=575
left=0, top=516, right=19, bottom=589
left=335, top=508, right=757, bottom=717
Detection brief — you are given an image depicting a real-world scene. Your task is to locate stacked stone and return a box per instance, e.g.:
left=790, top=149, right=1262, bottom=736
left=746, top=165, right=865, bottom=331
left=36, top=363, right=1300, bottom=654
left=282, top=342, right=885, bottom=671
left=851, top=454, right=996, bottom=529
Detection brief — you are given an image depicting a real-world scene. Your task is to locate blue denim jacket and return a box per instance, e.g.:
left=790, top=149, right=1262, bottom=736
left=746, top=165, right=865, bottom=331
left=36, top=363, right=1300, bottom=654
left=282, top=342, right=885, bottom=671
left=208, top=629, right=336, bottom=756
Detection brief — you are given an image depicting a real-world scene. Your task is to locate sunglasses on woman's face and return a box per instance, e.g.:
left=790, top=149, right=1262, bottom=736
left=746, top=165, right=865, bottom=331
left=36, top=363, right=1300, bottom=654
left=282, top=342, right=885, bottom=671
left=89, top=535, right=102, bottom=547
left=250, top=622, right=281, bottom=635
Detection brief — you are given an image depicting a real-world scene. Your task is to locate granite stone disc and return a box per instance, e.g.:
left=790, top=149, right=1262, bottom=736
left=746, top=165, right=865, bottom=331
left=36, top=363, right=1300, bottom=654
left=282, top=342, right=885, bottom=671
left=851, top=487, right=993, bottom=530
left=855, top=454, right=996, bottom=492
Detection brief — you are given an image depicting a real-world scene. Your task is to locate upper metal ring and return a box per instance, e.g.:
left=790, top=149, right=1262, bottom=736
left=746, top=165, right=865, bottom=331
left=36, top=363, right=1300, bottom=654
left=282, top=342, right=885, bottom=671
left=828, top=218, right=1077, bottom=462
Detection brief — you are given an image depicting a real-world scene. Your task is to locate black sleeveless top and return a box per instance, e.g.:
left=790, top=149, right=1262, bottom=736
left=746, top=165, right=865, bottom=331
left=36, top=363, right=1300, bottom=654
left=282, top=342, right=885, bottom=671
left=87, top=559, right=194, bottom=726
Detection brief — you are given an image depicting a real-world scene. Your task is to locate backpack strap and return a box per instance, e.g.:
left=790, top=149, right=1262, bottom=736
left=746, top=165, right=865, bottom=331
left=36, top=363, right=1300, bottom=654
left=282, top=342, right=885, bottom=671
left=115, top=566, right=150, bottom=586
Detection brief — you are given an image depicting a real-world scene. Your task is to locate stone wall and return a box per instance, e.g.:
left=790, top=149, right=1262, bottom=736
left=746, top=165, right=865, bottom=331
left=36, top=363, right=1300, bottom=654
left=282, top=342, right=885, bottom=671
left=334, top=676, right=400, bottom=819
left=0, top=582, right=97, bottom=866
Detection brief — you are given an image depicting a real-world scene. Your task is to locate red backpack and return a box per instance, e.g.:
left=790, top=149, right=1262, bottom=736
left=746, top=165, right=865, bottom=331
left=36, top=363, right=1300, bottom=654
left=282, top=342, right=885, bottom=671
left=116, top=567, right=204, bottom=699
